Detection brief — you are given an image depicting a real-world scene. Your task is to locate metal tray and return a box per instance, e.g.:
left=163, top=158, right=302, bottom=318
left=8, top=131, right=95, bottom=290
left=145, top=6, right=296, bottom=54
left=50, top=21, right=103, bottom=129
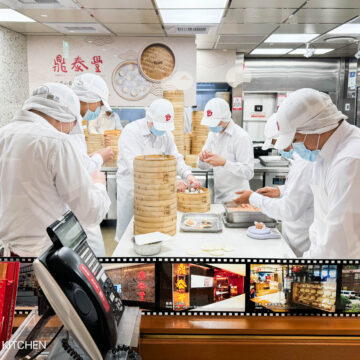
left=259, top=155, right=289, bottom=167
left=180, top=213, right=223, bottom=233
left=223, top=203, right=276, bottom=224
left=223, top=215, right=278, bottom=228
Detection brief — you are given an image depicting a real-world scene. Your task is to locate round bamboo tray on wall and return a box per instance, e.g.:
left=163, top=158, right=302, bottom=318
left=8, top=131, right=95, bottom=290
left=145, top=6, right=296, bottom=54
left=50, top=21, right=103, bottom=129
left=177, top=187, right=211, bottom=213
left=191, top=111, right=209, bottom=155
left=134, top=155, right=177, bottom=236
left=163, top=90, right=185, bottom=155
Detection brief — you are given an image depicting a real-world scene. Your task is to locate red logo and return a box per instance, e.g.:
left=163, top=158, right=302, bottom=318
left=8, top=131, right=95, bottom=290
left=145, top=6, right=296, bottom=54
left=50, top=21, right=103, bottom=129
left=165, top=114, right=171, bottom=121
left=207, top=110, right=213, bottom=117
left=276, top=121, right=280, bottom=131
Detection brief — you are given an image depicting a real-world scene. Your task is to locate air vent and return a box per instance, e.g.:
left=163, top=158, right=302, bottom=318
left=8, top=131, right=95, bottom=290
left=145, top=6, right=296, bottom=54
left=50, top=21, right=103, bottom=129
left=165, top=25, right=214, bottom=35
left=44, top=22, right=111, bottom=34
left=1, top=0, right=78, bottom=8
left=64, top=26, right=96, bottom=31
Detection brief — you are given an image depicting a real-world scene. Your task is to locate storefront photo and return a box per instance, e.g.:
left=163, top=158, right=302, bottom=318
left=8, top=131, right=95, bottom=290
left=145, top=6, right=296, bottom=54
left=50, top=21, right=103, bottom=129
left=159, top=263, right=246, bottom=312
left=340, top=266, right=360, bottom=313
left=249, top=264, right=338, bottom=313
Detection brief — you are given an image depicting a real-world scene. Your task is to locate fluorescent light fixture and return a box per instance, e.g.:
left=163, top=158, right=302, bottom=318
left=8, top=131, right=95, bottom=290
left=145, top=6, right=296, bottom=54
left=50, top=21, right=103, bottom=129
left=328, top=23, right=360, bottom=35
left=159, top=9, right=224, bottom=24
left=289, top=48, right=333, bottom=55
left=265, top=34, right=319, bottom=43
left=251, top=48, right=292, bottom=55
left=155, top=0, right=228, bottom=8
left=0, top=9, right=35, bottom=22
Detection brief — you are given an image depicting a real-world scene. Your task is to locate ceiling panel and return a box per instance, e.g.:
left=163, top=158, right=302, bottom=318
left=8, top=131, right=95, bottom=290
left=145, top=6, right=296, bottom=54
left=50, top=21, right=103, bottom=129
left=196, top=34, right=219, bottom=42
left=218, top=34, right=266, bottom=43
left=89, top=9, right=159, bottom=23
left=0, top=22, right=58, bottom=33
left=78, top=0, right=154, bottom=9
left=18, top=9, right=96, bottom=23
left=225, top=8, right=293, bottom=23
left=312, top=41, right=351, bottom=49
left=304, top=0, right=360, bottom=8
left=220, top=23, right=279, bottom=34
left=275, top=23, right=339, bottom=34
left=196, top=41, right=215, bottom=49
left=105, top=23, right=164, bottom=34
left=288, top=9, right=359, bottom=24
left=231, top=0, right=304, bottom=8
left=216, top=43, right=256, bottom=52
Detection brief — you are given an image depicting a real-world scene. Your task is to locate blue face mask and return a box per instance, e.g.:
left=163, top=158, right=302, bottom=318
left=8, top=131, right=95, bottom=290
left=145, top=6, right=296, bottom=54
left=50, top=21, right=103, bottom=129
left=208, top=125, right=223, bottom=133
left=84, top=106, right=101, bottom=121
left=279, top=149, right=294, bottom=160
left=292, top=135, right=320, bottom=162
left=150, top=126, right=166, bottom=137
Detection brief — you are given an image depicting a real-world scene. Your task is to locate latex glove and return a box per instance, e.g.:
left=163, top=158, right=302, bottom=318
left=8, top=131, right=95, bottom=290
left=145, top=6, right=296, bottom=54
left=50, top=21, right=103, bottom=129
left=256, top=187, right=280, bottom=198
left=233, top=190, right=254, bottom=205
left=91, top=170, right=106, bottom=186
left=96, top=147, right=114, bottom=163
left=187, top=174, right=201, bottom=190
left=204, top=154, right=226, bottom=167
left=177, top=180, right=187, bottom=192
left=199, top=149, right=213, bottom=162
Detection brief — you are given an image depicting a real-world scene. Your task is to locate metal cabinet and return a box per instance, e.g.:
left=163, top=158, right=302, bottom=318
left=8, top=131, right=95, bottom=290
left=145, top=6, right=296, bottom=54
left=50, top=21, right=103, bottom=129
left=106, top=171, right=117, bottom=220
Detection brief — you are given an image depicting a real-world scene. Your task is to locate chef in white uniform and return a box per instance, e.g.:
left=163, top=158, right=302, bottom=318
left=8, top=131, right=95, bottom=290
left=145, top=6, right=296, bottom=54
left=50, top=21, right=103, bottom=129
left=115, top=98, right=201, bottom=242
left=268, top=88, right=360, bottom=259
left=0, top=83, right=110, bottom=257
left=197, top=98, right=254, bottom=203
left=71, top=73, right=116, bottom=256
left=235, top=115, right=314, bottom=257
left=88, top=110, right=123, bottom=134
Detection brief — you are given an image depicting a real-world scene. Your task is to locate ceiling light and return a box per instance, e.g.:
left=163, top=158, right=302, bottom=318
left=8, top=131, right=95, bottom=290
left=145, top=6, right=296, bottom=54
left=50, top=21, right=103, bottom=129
left=159, top=9, right=225, bottom=24
left=41, top=14, right=48, bottom=17
left=328, top=23, right=360, bottom=35
left=251, top=48, right=292, bottom=55
left=289, top=48, right=333, bottom=55
left=0, top=9, right=35, bottom=22
left=155, top=0, right=228, bottom=8
left=265, top=34, right=319, bottom=43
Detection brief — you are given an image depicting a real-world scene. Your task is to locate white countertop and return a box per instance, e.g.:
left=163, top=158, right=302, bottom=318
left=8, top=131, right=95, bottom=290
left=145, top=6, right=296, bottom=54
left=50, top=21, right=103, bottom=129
left=112, top=204, right=296, bottom=258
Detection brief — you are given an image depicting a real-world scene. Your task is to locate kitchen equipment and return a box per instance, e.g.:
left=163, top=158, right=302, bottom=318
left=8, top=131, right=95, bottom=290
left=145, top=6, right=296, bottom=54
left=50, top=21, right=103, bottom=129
left=223, top=203, right=276, bottom=224
left=134, top=155, right=177, bottom=236
left=131, top=237, right=161, bottom=256
left=265, top=172, right=288, bottom=187
left=259, top=155, right=289, bottom=167
left=163, top=90, right=185, bottom=155
left=177, top=187, right=211, bottom=213
left=247, top=226, right=281, bottom=240
left=180, top=213, right=223, bottom=233
left=223, top=215, right=277, bottom=228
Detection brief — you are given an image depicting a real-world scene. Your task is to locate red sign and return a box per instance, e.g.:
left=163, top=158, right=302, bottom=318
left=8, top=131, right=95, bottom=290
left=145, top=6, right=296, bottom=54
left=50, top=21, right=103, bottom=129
left=53, top=54, right=68, bottom=73
left=71, top=56, right=89, bottom=72
left=91, top=55, right=103, bottom=73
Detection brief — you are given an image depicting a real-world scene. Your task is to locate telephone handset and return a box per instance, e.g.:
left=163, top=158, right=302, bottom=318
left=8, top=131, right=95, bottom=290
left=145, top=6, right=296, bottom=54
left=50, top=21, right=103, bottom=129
left=33, top=211, right=124, bottom=360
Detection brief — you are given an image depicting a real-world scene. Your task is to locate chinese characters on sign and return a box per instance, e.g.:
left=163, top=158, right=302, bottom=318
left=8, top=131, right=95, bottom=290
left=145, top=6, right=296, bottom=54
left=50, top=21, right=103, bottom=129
left=52, top=54, right=103, bottom=73
left=137, top=270, right=147, bottom=301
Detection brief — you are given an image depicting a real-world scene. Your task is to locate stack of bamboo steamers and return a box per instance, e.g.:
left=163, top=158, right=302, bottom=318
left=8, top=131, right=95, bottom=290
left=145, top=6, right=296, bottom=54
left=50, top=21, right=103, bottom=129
left=191, top=110, right=209, bottom=155
left=134, top=155, right=177, bottom=236
left=163, top=90, right=185, bottom=155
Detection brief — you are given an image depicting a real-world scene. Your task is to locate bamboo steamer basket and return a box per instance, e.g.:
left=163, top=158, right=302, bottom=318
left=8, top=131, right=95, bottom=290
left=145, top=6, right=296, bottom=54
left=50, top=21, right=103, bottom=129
left=177, top=187, right=211, bottom=213
left=103, top=130, right=121, bottom=167
left=191, top=110, right=209, bottom=155
left=86, top=134, right=104, bottom=154
left=184, top=133, right=191, bottom=155
left=134, top=154, right=177, bottom=236
left=184, top=154, right=198, bottom=168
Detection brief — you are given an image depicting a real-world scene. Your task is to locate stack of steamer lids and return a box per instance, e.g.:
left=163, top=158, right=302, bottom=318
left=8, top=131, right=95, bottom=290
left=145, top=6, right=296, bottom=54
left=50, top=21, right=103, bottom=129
left=191, top=110, right=209, bottom=155
left=104, top=130, right=122, bottom=167
left=184, top=132, right=191, bottom=155
left=133, top=155, right=177, bottom=236
left=163, top=90, right=185, bottom=155
left=85, top=134, right=104, bottom=155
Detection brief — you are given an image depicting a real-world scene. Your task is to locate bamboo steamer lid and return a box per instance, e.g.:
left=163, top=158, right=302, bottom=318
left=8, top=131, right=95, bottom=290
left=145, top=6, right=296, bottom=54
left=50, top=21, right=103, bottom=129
left=177, top=187, right=211, bottom=213
left=134, top=154, right=176, bottom=168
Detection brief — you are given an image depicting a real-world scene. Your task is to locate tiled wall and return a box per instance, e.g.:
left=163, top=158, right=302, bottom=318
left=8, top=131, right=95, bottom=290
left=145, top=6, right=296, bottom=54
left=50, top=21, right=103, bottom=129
left=0, top=26, right=29, bottom=127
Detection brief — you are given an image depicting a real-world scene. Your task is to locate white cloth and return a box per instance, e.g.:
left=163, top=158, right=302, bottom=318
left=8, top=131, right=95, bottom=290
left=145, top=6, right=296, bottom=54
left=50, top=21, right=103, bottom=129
left=303, top=120, right=360, bottom=259
left=249, top=152, right=313, bottom=257
left=88, top=112, right=122, bottom=134
left=115, top=118, right=192, bottom=241
left=197, top=120, right=254, bottom=203
left=0, top=110, right=110, bottom=257
left=184, top=107, right=193, bottom=133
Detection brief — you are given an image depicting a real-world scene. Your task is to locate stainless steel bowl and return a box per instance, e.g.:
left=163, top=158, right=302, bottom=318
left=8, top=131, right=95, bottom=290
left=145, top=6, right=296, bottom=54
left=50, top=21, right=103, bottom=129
left=132, top=237, right=162, bottom=256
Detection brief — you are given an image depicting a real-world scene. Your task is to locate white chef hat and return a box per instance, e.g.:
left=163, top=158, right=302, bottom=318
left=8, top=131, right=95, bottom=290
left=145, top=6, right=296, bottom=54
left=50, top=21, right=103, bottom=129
left=146, top=98, right=175, bottom=131
left=23, top=82, right=82, bottom=124
left=72, top=73, right=111, bottom=112
left=262, top=114, right=279, bottom=150
left=269, top=88, right=347, bottom=150
left=201, top=98, right=231, bottom=127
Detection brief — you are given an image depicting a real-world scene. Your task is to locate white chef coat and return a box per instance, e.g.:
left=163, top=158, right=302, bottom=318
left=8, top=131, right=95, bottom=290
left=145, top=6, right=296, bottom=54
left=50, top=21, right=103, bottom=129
left=70, top=123, right=106, bottom=256
left=249, top=152, right=314, bottom=257
left=115, top=118, right=192, bottom=241
left=0, top=110, right=110, bottom=257
left=184, top=107, right=193, bottom=133
left=88, top=112, right=123, bottom=134
left=303, top=120, right=360, bottom=259
left=197, top=120, right=254, bottom=203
